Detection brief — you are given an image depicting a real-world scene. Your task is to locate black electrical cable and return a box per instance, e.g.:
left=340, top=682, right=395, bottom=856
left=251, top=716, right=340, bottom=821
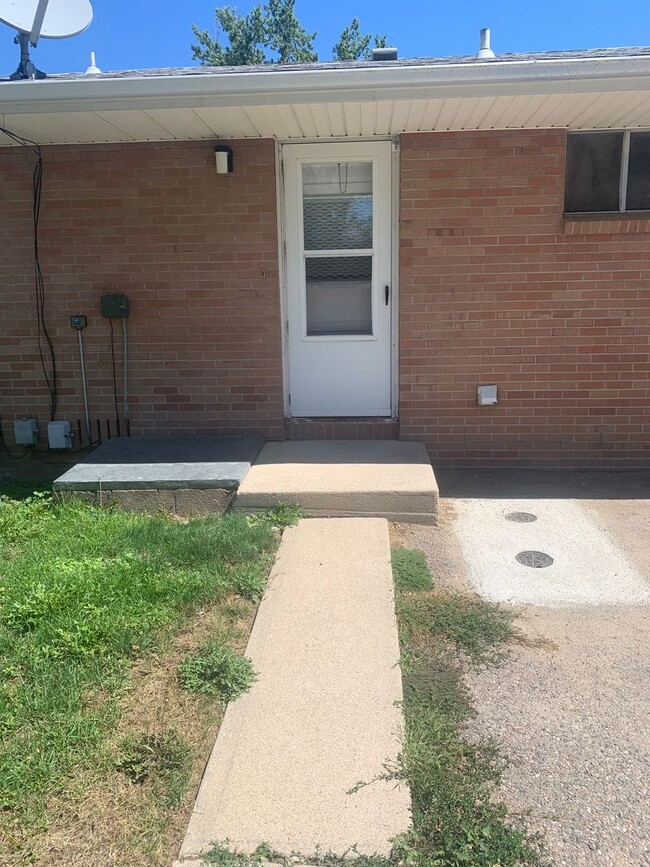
left=0, top=412, right=30, bottom=459
left=0, top=125, right=58, bottom=421
left=108, top=318, right=120, bottom=424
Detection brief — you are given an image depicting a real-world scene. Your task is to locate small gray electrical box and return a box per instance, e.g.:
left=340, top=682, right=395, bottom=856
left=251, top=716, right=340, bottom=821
left=47, top=420, right=72, bottom=449
left=14, top=418, right=38, bottom=445
left=100, top=293, right=130, bottom=318
left=477, top=384, right=498, bottom=406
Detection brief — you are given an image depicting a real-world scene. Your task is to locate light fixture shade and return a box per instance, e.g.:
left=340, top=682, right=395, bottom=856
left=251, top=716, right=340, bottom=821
left=214, top=145, right=234, bottom=174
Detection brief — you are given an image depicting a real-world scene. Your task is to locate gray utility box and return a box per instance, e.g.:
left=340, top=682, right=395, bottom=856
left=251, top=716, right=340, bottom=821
left=14, top=418, right=38, bottom=445
left=47, top=420, right=72, bottom=449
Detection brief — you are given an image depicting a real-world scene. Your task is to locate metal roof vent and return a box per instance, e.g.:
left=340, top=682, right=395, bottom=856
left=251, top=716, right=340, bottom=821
left=371, top=47, right=398, bottom=61
left=85, top=51, right=101, bottom=74
left=477, top=28, right=496, bottom=59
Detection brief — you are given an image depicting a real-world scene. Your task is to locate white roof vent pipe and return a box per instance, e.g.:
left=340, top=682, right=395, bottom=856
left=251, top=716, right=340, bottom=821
left=85, top=51, right=101, bottom=74
left=477, top=28, right=496, bottom=59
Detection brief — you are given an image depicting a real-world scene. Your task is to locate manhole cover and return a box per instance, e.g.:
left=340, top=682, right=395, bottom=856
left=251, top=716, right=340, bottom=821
left=505, top=512, right=537, bottom=523
left=516, top=550, right=554, bottom=568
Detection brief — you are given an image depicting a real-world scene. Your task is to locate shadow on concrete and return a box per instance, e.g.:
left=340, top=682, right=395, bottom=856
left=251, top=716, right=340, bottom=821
left=80, top=435, right=264, bottom=465
left=436, top=468, right=650, bottom=500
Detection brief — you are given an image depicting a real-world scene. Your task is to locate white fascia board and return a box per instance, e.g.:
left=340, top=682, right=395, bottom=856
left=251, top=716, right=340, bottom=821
left=1, top=56, right=650, bottom=115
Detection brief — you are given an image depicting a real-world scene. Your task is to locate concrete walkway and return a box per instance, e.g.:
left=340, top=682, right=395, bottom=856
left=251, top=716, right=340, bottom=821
left=175, top=518, right=410, bottom=865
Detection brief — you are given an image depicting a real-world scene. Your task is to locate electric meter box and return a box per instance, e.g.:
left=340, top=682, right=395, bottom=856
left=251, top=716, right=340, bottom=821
left=100, top=293, right=130, bottom=318
left=14, top=418, right=38, bottom=445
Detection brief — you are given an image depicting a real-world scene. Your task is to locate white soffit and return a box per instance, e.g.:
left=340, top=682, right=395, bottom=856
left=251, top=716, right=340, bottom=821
left=2, top=55, right=650, bottom=145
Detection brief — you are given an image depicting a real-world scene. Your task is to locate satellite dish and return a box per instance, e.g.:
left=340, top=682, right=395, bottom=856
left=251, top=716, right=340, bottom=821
left=0, top=0, right=93, bottom=80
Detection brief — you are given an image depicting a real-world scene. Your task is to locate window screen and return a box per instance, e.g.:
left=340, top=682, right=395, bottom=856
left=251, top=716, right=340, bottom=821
left=626, top=132, right=650, bottom=210
left=565, top=133, right=623, bottom=213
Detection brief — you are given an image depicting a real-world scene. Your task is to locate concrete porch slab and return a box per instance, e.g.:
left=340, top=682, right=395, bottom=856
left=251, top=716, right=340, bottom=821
left=52, top=434, right=264, bottom=492
left=52, top=435, right=265, bottom=516
left=234, top=440, right=439, bottom=524
left=175, top=518, right=410, bottom=861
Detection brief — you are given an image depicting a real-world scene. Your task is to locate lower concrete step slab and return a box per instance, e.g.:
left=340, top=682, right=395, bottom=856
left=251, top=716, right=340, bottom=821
left=52, top=435, right=265, bottom=517
left=234, top=440, right=439, bottom=524
left=175, top=518, right=411, bottom=862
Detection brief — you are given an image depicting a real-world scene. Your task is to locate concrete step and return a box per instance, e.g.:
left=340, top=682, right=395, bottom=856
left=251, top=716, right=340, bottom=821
left=234, top=440, right=439, bottom=524
left=52, top=435, right=265, bottom=517
left=175, top=518, right=411, bottom=863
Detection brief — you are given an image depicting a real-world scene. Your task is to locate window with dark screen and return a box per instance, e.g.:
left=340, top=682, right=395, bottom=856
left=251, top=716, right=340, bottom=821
left=626, top=132, right=650, bottom=210
left=565, top=131, right=650, bottom=214
left=564, top=133, right=623, bottom=213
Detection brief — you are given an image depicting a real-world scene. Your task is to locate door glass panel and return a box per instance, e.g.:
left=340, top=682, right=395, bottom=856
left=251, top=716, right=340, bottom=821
left=306, top=256, right=372, bottom=336
left=302, top=162, right=372, bottom=250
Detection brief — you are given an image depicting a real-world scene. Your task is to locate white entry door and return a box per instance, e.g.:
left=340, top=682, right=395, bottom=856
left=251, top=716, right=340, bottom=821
left=283, top=141, right=393, bottom=417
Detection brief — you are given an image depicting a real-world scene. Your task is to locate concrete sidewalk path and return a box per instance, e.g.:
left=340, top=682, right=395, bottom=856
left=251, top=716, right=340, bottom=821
left=175, top=518, right=410, bottom=864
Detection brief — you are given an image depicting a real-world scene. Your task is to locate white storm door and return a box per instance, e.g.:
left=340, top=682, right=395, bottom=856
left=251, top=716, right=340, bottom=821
left=283, top=142, right=393, bottom=417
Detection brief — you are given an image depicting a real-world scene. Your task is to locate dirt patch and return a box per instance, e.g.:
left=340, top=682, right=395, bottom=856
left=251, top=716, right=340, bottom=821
left=24, top=599, right=256, bottom=867
left=395, top=490, right=650, bottom=867
left=467, top=604, right=650, bottom=867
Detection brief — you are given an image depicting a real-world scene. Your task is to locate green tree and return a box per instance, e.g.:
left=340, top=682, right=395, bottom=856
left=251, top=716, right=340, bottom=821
left=192, top=5, right=388, bottom=65
left=192, top=0, right=317, bottom=66
left=264, top=0, right=317, bottom=63
left=332, top=19, right=387, bottom=61
left=191, top=6, right=266, bottom=66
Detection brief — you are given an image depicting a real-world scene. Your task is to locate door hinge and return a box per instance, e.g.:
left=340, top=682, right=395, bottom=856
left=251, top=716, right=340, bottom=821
left=285, top=319, right=289, bottom=334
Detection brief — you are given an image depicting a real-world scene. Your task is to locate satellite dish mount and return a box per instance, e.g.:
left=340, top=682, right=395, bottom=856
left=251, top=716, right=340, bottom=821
left=12, top=29, right=46, bottom=80
left=1, top=0, right=93, bottom=80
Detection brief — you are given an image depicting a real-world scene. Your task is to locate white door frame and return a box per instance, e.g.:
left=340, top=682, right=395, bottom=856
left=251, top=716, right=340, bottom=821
left=277, top=137, right=400, bottom=419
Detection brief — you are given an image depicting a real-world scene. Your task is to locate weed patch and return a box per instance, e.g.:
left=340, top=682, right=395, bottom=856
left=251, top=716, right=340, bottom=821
left=247, top=502, right=302, bottom=531
left=391, top=548, right=434, bottom=592
left=391, top=558, right=544, bottom=866
left=115, top=729, right=190, bottom=805
left=398, top=591, right=518, bottom=665
left=178, top=643, right=256, bottom=702
left=203, top=842, right=391, bottom=867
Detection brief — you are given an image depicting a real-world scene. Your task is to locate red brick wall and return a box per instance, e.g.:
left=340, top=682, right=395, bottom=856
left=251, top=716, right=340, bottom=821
left=399, top=129, right=650, bottom=466
left=2, top=130, right=649, bottom=466
left=0, top=138, right=284, bottom=445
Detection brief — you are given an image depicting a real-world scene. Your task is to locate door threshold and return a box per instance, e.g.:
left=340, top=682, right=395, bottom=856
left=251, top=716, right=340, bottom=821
left=286, top=417, right=397, bottom=423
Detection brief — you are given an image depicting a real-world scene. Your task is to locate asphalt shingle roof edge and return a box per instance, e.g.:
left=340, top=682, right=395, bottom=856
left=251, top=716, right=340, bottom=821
left=4, top=45, right=650, bottom=83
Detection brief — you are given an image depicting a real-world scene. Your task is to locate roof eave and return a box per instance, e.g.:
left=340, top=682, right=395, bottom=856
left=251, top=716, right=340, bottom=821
left=2, top=55, right=650, bottom=115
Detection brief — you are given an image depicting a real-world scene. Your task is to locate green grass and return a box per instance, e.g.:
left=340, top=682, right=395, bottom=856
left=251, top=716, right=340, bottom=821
left=392, top=558, right=545, bottom=866
left=391, top=548, right=434, bottom=592
left=0, top=484, right=277, bottom=846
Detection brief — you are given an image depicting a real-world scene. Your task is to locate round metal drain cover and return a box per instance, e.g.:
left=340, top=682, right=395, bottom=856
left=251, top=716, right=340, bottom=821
left=516, top=550, right=554, bottom=568
left=505, top=511, right=537, bottom=523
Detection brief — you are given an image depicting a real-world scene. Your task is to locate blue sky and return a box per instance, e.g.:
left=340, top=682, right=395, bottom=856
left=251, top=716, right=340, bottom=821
left=2, top=0, right=650, bottom=75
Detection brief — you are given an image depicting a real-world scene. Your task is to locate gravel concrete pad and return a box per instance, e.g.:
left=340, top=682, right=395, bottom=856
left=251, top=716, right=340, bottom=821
left=176, top=518, right=410, bottom=862
left=467, top=605, right=650, bottom=867
left=452, top=497, right=649, bottom=606
left=234, top=440, right=438, bottom=523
